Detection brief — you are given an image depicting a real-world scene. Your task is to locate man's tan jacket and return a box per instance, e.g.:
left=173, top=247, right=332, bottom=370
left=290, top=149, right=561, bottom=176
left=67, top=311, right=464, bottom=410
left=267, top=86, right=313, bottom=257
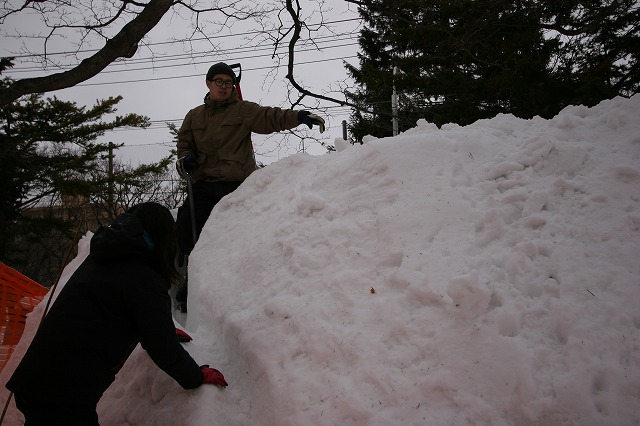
left=177, top=91, right=300, bottom=182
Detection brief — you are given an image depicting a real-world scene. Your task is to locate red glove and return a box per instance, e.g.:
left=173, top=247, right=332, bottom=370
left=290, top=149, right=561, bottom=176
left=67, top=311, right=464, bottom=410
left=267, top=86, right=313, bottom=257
left=175, top=328, right=192, bottom=342
left=201, top=365, right=228, bottom=387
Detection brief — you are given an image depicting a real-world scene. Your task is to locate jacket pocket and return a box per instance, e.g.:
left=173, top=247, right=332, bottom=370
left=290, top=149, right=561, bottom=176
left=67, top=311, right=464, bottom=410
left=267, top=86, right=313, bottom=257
left=218, top=153, right=247, bottom=181
left=221, top=116, right=244, bottom=127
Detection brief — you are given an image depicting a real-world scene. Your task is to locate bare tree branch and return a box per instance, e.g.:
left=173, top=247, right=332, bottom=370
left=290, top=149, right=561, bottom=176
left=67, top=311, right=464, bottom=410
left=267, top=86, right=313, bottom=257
left=0, top=0, right=174, bottom=106
left=283, top=0, right=369, bottom=114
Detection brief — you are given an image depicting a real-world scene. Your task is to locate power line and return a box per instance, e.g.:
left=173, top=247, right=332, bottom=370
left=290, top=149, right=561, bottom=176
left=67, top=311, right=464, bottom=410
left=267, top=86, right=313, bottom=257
left=3, top=33, right=361, bottom=94
left=112, top=100, right=353, bottom=132
left=7, top=33, right=360, bottom=74
left=3, top=17, right=362, bottom=60
left=73, top=55, right=358, bottom=86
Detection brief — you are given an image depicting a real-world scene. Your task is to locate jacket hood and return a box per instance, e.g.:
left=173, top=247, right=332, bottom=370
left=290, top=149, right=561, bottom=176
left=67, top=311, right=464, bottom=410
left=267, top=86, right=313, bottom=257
left=90, top=213, right=151, bottom=263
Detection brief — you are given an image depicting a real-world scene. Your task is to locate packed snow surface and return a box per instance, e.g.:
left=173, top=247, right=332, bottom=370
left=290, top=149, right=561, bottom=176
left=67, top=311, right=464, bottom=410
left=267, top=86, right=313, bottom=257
left=2, top=95, right=639, bottom=425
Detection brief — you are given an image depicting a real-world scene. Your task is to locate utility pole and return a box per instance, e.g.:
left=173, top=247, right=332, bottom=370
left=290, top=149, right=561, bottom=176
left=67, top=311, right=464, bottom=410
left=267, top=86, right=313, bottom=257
left=392, top=66, right=399, bottom=136
left=342, top=120, right=348, bottom=142
left=108, top=142, right=114, bottom=220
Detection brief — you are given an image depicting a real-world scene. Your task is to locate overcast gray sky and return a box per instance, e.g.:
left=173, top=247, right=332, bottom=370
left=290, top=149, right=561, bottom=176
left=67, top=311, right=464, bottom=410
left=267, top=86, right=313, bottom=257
left=1, top=1, right=362, bottom=166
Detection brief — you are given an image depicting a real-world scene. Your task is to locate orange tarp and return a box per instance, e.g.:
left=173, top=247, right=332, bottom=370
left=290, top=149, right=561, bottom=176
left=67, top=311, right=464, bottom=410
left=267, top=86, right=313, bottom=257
left=0, top=262, right=49, bottom=372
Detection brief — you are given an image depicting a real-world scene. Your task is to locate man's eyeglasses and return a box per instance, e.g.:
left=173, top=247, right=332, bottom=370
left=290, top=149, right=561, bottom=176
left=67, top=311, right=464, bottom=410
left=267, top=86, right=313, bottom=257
left=211, top=78, right=234, bottom=89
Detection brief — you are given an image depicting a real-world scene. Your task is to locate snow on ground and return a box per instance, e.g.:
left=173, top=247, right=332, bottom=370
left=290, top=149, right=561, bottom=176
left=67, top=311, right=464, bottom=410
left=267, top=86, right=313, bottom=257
left=1, top=95, right=639, bottom=425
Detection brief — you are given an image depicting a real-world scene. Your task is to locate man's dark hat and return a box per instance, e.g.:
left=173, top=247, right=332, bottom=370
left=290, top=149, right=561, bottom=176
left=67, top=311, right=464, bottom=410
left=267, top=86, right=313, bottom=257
left=206, top=62, right=236, bottom=84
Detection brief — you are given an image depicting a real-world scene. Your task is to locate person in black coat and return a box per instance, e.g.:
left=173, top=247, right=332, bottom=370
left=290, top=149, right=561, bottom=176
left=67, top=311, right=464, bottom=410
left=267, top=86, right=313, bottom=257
left=6, top=202, right=227, bottom=425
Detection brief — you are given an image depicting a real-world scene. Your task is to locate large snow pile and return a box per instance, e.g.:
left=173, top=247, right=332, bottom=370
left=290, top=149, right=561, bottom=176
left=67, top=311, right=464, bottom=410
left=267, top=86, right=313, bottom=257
left=2, top=95, right=639, bottom=425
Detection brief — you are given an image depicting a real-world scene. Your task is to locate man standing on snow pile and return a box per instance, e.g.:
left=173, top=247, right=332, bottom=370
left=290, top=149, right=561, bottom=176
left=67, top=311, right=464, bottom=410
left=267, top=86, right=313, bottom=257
left=174, top=62, right=325, bottom=309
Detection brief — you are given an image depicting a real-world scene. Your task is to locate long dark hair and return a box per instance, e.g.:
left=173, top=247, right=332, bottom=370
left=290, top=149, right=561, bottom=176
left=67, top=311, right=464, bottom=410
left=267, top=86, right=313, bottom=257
left=127, top=202, right=181, bottom=287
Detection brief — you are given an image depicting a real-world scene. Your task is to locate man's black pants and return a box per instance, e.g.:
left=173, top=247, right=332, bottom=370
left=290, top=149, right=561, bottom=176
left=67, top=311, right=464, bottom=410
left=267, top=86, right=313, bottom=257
left=176, top=180, right=242, bottom=256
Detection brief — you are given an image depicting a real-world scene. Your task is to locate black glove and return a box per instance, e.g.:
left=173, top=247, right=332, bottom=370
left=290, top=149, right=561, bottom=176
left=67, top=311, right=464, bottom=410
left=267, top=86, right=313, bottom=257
left=176, top=154, right=196, bottom=178
left=298, top=110, right=325, bottom=133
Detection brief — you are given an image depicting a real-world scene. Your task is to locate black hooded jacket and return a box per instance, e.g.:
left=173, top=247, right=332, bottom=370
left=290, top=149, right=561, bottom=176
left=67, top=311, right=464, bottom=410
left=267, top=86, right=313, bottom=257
left=6, top=214, right=203, bottom=405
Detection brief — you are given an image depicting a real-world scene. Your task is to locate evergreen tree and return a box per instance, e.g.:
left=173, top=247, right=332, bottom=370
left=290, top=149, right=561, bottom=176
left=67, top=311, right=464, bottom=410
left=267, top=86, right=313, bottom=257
left=346, top=0, right=639, bottom=141
left=0, top=63, right=178, bottom=285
